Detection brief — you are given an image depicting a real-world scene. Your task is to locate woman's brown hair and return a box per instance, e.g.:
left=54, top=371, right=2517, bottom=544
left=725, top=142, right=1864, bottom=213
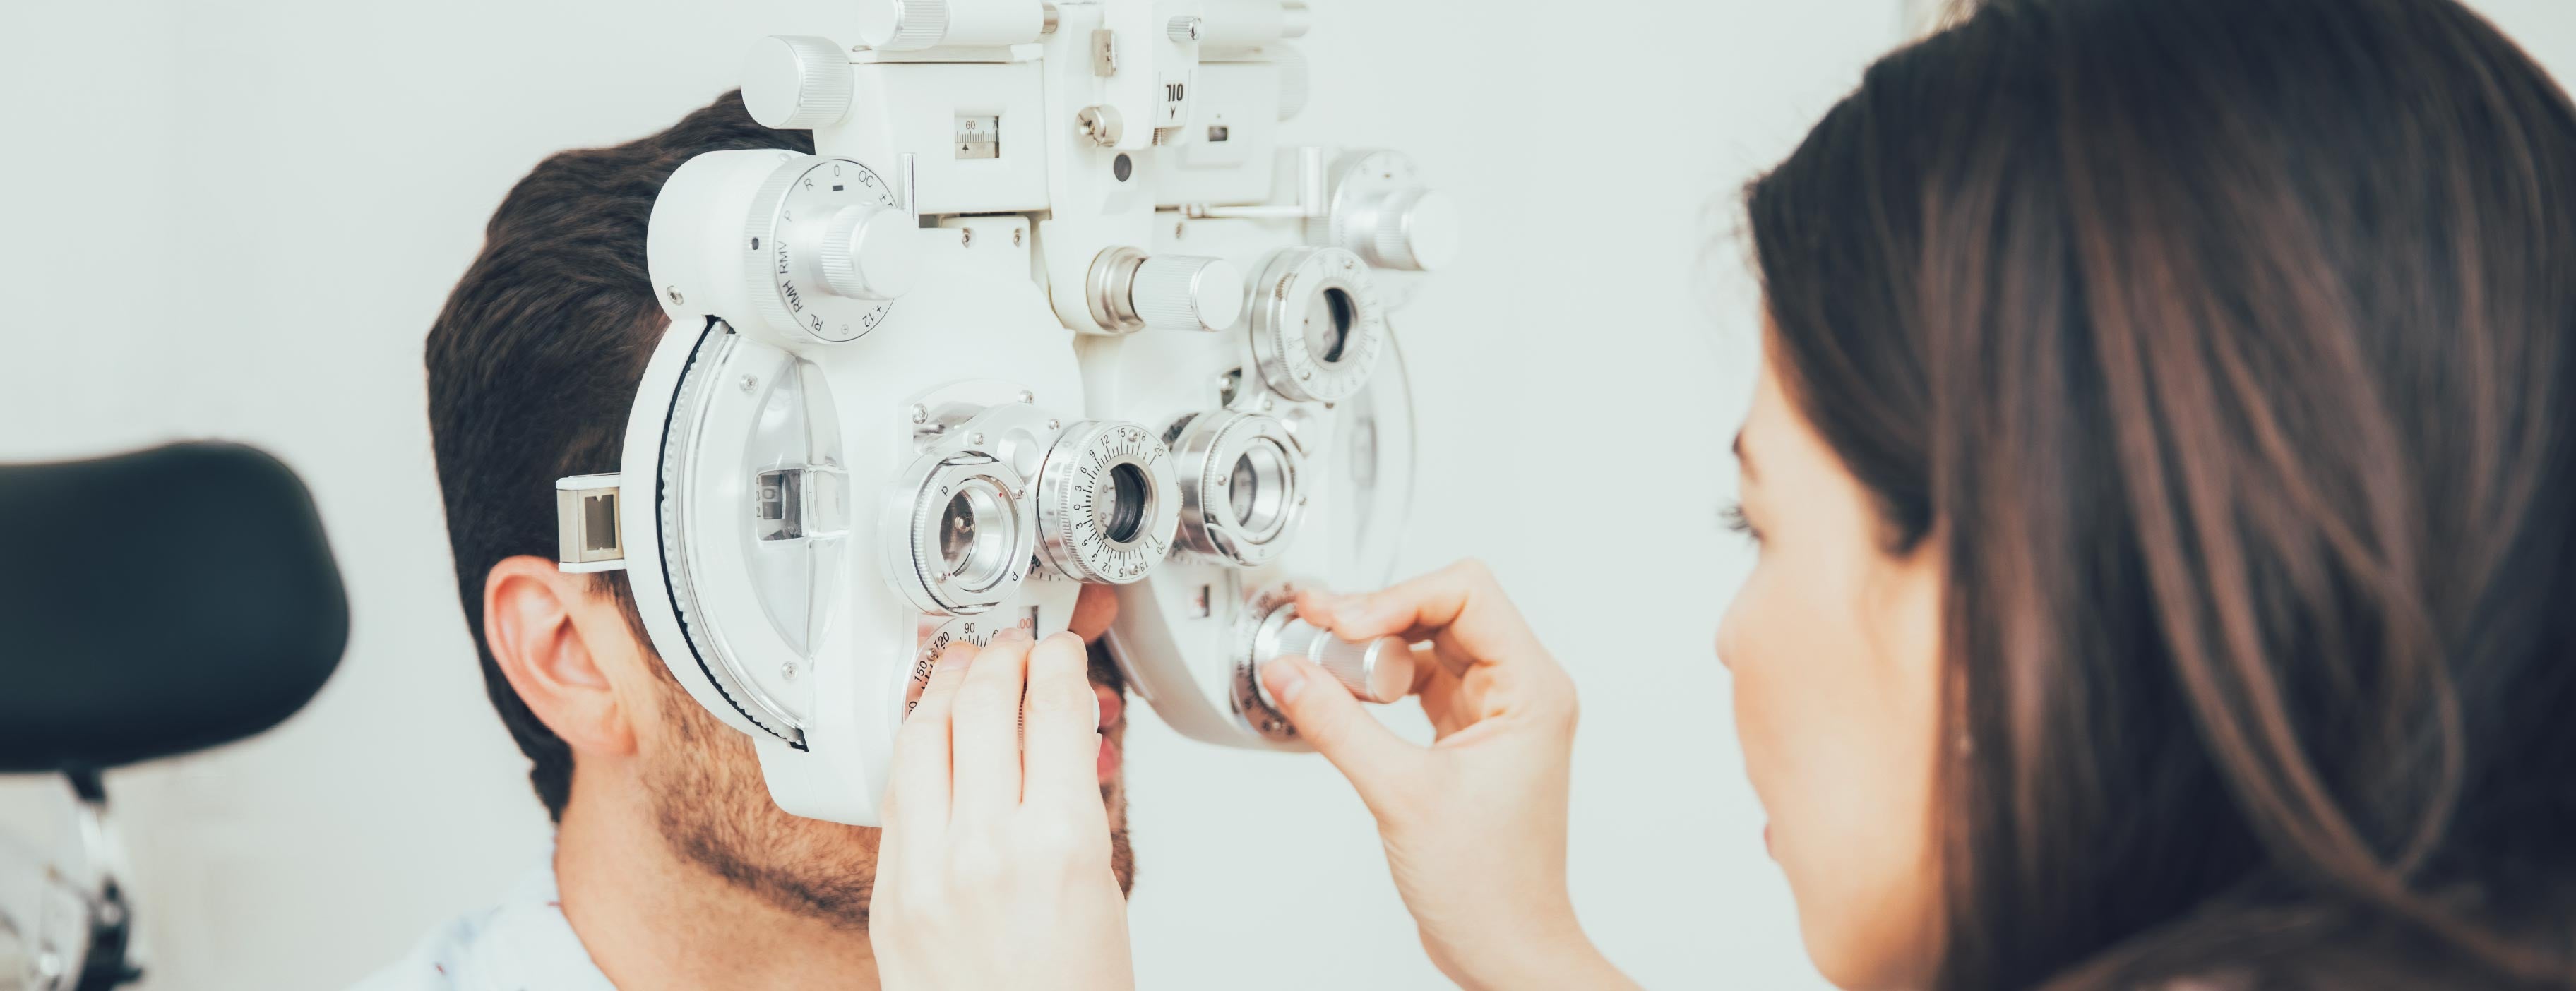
left=1746, top=0, right=2576, bottom=987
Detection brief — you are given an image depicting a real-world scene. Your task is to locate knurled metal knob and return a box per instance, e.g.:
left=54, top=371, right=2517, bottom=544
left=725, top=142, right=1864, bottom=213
left=741, top=35, right=854, bottom=129
left=819, top=204, right=926, bottom=301
left=1131, top=254, right=1244, bottom=332
left=1261, top=616, right=1414, bottom=704
left=859, top=0, right=952, bottom=51
left=1361, top=187, right=1460, bottom=272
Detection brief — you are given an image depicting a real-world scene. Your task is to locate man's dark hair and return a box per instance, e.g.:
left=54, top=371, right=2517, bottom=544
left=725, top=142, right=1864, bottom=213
left=426, top=92, right=812, bottom=820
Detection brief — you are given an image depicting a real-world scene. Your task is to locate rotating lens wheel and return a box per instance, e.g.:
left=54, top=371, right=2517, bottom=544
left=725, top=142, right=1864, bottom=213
left=886, top=453, right=1035, bottom=615
left=1246, top=246, right=1385, bottom=404
left=1035, top=420, right=1182, bottom=584
left=1169, top=410, right=1306, bottom=567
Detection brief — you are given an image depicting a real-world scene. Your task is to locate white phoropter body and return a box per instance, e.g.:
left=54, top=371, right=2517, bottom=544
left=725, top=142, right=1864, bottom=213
left=556, top=0, right=1455, bottom=824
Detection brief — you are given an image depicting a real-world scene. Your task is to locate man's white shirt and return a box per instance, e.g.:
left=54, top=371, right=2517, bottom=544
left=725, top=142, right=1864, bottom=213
left=350, top=848, right=616, bottom=991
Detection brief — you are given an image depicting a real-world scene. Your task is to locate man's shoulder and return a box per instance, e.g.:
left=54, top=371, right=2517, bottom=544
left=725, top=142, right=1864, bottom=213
left=345, top=860, right=614, bottom=991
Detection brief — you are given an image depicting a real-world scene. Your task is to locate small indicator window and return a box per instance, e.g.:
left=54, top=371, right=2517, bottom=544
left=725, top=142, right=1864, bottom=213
left=955, top=114, right=1001, bottom=160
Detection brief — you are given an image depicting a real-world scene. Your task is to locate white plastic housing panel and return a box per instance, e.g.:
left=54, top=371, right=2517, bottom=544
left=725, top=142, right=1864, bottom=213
left=813, top=61, right=1051, bottom=215
left=633, top=208, right=1085, bottom=825
left=1157, top=59, right=1280, bottom=205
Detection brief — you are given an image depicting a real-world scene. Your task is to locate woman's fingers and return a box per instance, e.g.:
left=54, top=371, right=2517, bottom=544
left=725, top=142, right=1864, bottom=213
left=1295, top=560, right=1551, bottom=675
left=950, top=629, right=1036, bottom=817
left=1020, top=632, right=1109, bottom=814
left=1260, top=655, right=1421, bottom=812
left=887, top=641, right=977, bottom=834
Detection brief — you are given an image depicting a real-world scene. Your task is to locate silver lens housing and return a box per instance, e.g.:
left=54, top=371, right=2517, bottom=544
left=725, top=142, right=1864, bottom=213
left=1035, top=419, right=1183, bottom=584
left=886, top=452, right=1034, bottom=615
left=1169, top=409, right=1306, bottom=567
left=1246, top=245, right=1384, bottom=403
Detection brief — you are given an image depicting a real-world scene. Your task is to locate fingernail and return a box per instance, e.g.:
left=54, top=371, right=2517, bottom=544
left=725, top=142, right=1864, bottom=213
left=1264, top=659, right=1307, bottom=705
left=993, top=627, right=1032, bottom=644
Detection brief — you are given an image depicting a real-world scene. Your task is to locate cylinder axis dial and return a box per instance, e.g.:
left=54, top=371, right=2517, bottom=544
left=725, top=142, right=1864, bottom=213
left=744, top=155, right=924, bottom=344
left=1246, top=246, right=1385, bottom=403
left=1034, top=420, right=1183, bottom=584
left=905, top=613, right=1037, bottom=717
left=1316, top=150, right=1459, bottom=272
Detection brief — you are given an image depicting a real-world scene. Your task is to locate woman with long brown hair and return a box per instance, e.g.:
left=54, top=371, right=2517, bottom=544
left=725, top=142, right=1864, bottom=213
left=868, top=0, right=2576, bottom=987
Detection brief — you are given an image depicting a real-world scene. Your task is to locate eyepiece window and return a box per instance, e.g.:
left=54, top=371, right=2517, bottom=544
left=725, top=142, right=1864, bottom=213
left=1229, top=438, right=1294, bottom=541
left=1099, top=462, right=1152, bottom=546
left=938, top=481, right=1015, bottom=589
left=1309, top=286, right=1356, bottom=365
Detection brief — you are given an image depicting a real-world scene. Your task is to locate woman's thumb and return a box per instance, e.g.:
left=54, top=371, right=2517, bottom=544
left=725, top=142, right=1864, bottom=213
left=1262, top=655, right=1417, bottom=803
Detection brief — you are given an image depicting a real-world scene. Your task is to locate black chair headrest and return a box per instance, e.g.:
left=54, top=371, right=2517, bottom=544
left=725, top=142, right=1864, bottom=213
left=0, top=443, right=349, bottom=772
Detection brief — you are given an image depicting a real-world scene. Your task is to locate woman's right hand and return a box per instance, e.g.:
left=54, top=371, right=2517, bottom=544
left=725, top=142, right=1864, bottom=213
left=1259, top=560, right=1635, bottom=991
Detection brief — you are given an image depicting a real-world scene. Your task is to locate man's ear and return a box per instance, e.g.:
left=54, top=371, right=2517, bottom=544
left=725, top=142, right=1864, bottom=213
left=483, top=555, right=641, bottom=757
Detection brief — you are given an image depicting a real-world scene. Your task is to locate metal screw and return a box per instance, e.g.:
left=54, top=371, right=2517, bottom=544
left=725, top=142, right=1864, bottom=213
left=1018, top=390, right=1036, bottom=404
left=1045, top=419, right=1061, bottom=431
left=1260, top=395, right=1276, bottom=411
left=666, top=285, right=686, bottom=306
left=739, top=374, right=758, bottom=393
left=910, top=404, right=929, bottom=425
left=968, top=431, right=986, bottom=445
left=962, top=228, right=975, bottom=247
left=1013, top=228, right=1025, bottom=246
left=781, top=662, right=798, bottom=680
left=1174, top=221, right=1186, bottom=239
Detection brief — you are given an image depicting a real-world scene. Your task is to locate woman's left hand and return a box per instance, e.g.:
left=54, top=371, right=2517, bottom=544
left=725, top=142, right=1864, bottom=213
left=868, top=620, right=1134, bottom=990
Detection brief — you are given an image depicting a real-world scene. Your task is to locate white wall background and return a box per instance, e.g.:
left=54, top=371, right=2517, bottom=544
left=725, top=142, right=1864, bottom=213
left=3, top=2, right=2570, bottom=990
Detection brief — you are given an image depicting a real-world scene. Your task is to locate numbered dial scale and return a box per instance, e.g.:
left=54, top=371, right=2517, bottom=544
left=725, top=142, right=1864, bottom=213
left=746, top=156, right=910, bottom=343
left=905, top=613, right=1039, bottom=717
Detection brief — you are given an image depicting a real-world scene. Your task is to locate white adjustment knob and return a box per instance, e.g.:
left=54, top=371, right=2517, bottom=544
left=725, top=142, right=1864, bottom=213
left=1275, top=44, right=1310, bottom=121
left=1262, top=618, right=1414, bottom=704
left=1281, top=0, right=1312, bottom=37
left=819, top=205, right=926, bottom=301
left=1131, top=255, right=1244, bottom=332
left=859, top=0, right=951, bottom=51
left=1168, top=15, right=1203, bottom=42
left=741, top=36, right=854, bottom=129
left=1359, top=187, right=1459, bottom=272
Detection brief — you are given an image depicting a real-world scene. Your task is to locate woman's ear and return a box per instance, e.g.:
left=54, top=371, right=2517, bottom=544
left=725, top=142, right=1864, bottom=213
left=483, top=555, right=642, bottom=757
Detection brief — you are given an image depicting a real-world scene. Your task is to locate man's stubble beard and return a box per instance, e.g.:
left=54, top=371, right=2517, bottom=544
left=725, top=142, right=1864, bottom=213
left=642, top=660, right=1135, bottom=932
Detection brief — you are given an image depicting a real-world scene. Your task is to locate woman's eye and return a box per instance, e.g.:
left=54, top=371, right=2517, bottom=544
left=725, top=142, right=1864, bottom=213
left=1720, top=500, right=1763, bottom=543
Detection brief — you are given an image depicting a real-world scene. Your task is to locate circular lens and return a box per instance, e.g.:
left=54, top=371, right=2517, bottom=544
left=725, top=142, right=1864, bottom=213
left=1306, top=287, right=1355, bottom=365
left=1228, top=439, right=1293, bottom=539
left=936, top=482, right=1013, bottom=587
left=1098, top=462, right=1151, bottom=545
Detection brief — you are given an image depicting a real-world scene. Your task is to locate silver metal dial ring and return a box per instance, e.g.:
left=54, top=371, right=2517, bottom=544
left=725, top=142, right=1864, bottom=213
left=1169, top=409, right=1306, bottom=567
left=742, top=155, right=900, bottom=344
left=1246, top=246, right=1385, bottom=403
left=1229, top=581, right=1306, bottom=742
left=887, top=452, right=1034, bottom=615
left=1034, top=420, right=1182, bottom=584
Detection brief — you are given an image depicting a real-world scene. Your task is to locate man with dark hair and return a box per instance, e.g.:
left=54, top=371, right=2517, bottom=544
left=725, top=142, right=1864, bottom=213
left=355, top=91, right=1133, bottom=990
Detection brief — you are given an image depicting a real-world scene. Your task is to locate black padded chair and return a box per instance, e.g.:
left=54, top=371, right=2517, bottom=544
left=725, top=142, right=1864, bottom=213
left=0, top=443, right=349, bottom=991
